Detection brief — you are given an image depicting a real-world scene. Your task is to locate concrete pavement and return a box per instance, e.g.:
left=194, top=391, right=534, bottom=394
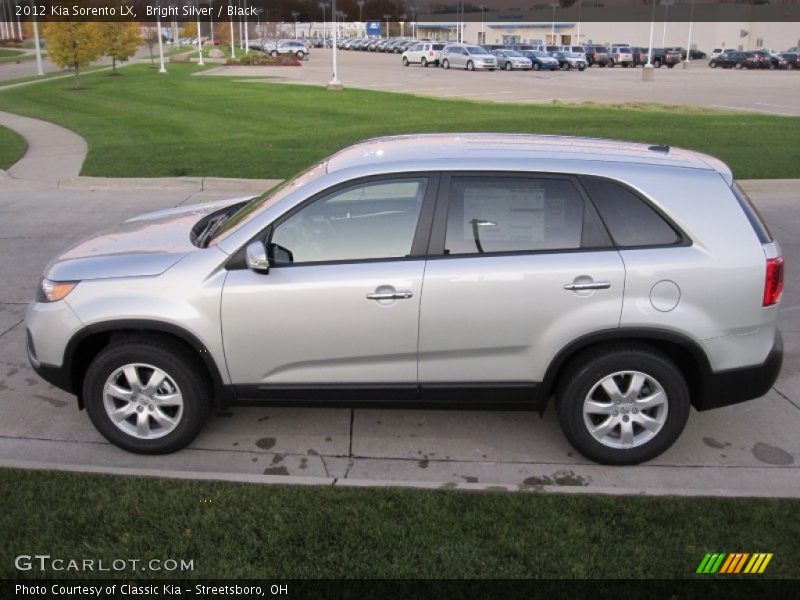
left=0, top=114, right=798, bottom=496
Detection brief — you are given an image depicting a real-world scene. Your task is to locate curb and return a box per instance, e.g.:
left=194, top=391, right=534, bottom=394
left=56, top=176, right=279, bottom=193
left=1, top=458, right=795, bottom=498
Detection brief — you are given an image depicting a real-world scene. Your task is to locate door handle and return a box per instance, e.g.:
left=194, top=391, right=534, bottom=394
left=366, top=291, right=414, bottom=301
left=563, top=280, right=611, bottom=291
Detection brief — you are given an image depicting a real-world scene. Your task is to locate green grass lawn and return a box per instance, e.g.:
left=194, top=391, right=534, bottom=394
left=0, top=124, right=26, bottom=169
left=0, top=468, right=798, bottom=579
left=0, top=63, right=797, bottom=180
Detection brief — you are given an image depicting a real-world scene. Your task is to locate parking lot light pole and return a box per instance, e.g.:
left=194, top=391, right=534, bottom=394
left=684, top=0, right=694, bottom=69
left=156, top=16, right=167, bottom=74
left=327, top=0, right=343, bottom=89
left=643, top=0, right=656, bottom=81
left=357, top=1, right=364, bottom=32
left=230, top=19, right=235, bottom=58
left=196, top=17, right=204, bottom=65
left=384, top=14, right=390, bottom=39
left=320, top=3, right=328, bottom=42
left=32, top=16, right=44, bottom=76
left=550, top=3, right=558, bottom=45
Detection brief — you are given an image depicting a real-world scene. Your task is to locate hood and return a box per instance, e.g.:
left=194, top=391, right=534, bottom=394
left=46, top=196, right=251, bottom=282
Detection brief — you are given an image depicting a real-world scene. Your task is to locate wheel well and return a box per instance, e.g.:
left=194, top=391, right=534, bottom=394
left=69, top=328, right=227, bottom=409
left=543, top=336, right=706, bottom=408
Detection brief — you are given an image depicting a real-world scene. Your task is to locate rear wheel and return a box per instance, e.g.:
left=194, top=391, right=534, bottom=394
left=421, top=57, right=428, bottom=67
left=505, top=62, right=512, bottom=71
left=467, top=60, right=475, bottom=71
left=83, top=338, right=211, bottom=454
left=556, top=344, right=690, bottom=465
left=709, top=60, right=717, bottom=68
left=654, top=59, right=662, bottom=68
left=296, top=51, right=305, bottom=59
left=270, top=50, right=279, bottom=58
left=442, top=59, right=450, bottom=69
left=533, top=62, right=541, bottom=71
left=735, top=62, right=743, bottom=69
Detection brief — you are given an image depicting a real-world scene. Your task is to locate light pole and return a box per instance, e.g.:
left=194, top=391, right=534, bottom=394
left=661, top=0, right=672, bottom=47
left=230, top=18, right=235, bottom=58
left=550, top=2, right=558, bottom=46
left=320, top=2, right=328, bottom=42
left=210, top=9, right=215, bottom=46
left=479, top=5, right=486, bottom=45
left=156, top=15, right=167, bottom=73
left=684, top=0, right=694, bottom=68
left=196, top=12, right=204, bottom=66
left=576, top=0, right=582, bottom=45
left=243, top=1, right=249, bottom=51
left=643, top=0, right=656, bottom=81
left=32, top=15, right=43, bottom=76
left=383, top=14, right=390, bottom=39
left=400, top=16, right=406, bottom=39
left=327, top=0, right=342, bottom=89
left=357, top=0, right=365, bottom=35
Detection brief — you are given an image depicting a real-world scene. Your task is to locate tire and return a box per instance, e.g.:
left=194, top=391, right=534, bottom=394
left=533, top=62, right=540, bottom=71
left=709, top=61, right=717, bottom=68
left=270, top=50, right=279, bottom=58
left=421, top=57, right=428, bottom=67
left=788, top=63, right=795, bottom=70
left=467, top=60, right=474, bottom=71
left=667, top=64, right=675, bottom=68
left=563, top=63, right=570, bottom=71
left=296, top=51, right=305, bottom=59
left=505, top=62, right=512, bottom=71
left=402, top=57, right=409, bottom=67
left=579, top=66, right=585, bottom=71
left=735, top=62, right=743, bottom=69
left=622, top=62, right=629, bottom=68
left=769, top=63, right=776, bottom=70
left=83, top=337, right=212, bottom=454
left=654, top=59, right=662, bottom=68
left=556, top=344, right=690, bottom=465
left=442, top=59, right=450, bottom=70
left=607, top=60, right=614, bottom=68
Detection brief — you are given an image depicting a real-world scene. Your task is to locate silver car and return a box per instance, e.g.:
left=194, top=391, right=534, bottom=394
left=492, top=49, right=533, bottom=71
left=441, top=44, right=497, bottom=71
left=27, top=134, right=783, bottom=464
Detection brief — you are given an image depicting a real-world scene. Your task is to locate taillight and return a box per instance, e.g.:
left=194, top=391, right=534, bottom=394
left=764, top=257, right=784, bottom=306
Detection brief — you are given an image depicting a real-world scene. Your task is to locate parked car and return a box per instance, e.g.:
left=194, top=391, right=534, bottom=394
left=585, top=45, right=611, bottom=67
left=28, top=134, right=783, bottom=465
left=492, top=49, right=533, bottom=71
left=264, top=40, right=309, bottom=59
left=688, top=49, right=707, bottom=59
left=608, top=46, right=633, bottom=67
left=441, top=44, right=497, bottom=71
left=748, top=50, right=778, bottom=69
left=629, top=47, right=648, bottom=66
left=709, top=51, right=747, bottom=68
left=649, top=48, right=683, bottom=68
left=550, top=51, right=587, bottom=71
left=518, top=50, right=560, bottom=71
left=402, top=42, right=445, bottom=67
left=776, top=53, right=799, bottom=69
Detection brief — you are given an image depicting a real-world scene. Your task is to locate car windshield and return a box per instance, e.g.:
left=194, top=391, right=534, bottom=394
left=566, top=52, right=584, bottom=58
left=466, top=46, right=487, bottom=54
left=504, top=50, right=523, bottom=57
left=208, top=160, right=329, bottom=245
left=432, top=44, right=444, bottom=50
left=532, top=51, right=550, bottom=57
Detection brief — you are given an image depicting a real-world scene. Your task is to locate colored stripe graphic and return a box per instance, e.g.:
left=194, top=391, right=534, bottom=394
left=700, top=552, right=773, bottom=574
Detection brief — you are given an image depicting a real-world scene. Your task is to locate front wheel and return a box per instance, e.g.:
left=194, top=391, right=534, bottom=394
left=466, top=60, right=474, bottom=71
left=556, top=344, right=690, bottom=465
left=296, top=51, right=305, bottom=59
left=709, top=61, right=717, bottom=68
left=421, top=57, right=428, bottom=67
left=270, top=50, right=279, bottom=58
left=533, top=62, right=540, bottom=71
left=83, top=338, right=211, bottom=454
left=402, top=56, right=409, bottom=66
left=442, top=59, right=450, bottom=69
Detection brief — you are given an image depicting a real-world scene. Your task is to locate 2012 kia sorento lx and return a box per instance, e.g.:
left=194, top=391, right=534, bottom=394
left=26, top=135, right=784, bottom=464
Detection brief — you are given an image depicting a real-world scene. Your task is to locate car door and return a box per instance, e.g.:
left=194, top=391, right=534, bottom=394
left=418, top=173, right=625, bottom=401
left=221, top=174, right=438, bottom=398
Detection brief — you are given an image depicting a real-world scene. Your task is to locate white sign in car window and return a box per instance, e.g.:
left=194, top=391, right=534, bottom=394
left=462, top=184, right=565, bottom=243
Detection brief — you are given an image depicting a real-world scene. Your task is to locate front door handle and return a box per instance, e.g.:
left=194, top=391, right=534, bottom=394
left=366, top=291, right=414, bottom=301
left=563, top=280, right=611, bottom=291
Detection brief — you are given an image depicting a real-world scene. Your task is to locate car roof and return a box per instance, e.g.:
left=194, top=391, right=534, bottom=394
left=325, top=134, right=733, bottom=181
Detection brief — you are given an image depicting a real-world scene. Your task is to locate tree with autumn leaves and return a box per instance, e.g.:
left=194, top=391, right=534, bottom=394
left=46, top=22, right=141, bottom=89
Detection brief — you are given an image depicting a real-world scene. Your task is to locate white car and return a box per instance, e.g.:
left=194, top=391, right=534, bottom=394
left=401, top=42, right=446, bottom=67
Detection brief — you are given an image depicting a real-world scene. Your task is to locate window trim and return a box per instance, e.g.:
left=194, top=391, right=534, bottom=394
left=427, top=171, right=615, bottom=259
left=577, top=175, right=693, bottom=250
left=244, top=172, right=441, bottom=269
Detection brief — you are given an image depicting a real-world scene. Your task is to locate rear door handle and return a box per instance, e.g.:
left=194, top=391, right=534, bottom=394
left=563, top=280, right=611, bottom=291
left=366, top=291, right=414, bottom=301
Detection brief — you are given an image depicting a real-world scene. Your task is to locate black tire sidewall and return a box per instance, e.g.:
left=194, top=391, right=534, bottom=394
left=557, top=350, right=690, bottom=465
left=83, top=342, right=210, bottom=454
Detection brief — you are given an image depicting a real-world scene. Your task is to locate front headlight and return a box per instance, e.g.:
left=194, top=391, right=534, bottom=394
left=37, top=279, right=78, bottom=303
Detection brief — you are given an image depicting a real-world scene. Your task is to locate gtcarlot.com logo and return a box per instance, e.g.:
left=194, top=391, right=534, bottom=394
left=696, top=552, right=773, bottom=574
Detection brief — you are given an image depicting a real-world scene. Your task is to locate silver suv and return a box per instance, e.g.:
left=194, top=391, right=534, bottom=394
left=26, top=135, right=783, bottom=464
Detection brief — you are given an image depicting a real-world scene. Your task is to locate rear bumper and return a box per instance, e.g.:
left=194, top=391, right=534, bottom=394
left=695, top=330, right=783, bottom=411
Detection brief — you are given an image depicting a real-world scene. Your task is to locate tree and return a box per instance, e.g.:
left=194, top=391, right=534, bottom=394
left=45, top=22, right=102, bottom=89
left=96, top=22, right=141, bottom=75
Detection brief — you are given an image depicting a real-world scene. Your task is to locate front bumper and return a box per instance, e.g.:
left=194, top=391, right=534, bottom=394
left=26, top=299, right=84, bottom=394
left=695, top=330, right=783, bottom=411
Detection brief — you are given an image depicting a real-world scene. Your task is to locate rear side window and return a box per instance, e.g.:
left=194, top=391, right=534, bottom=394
left=444, top=176, right=611, bottom=255
left=581, top=177, right=681, bottom=248
left=731, top=182, right=773, bottom=243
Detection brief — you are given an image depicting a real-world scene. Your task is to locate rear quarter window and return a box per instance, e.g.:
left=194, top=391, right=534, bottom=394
left=581, top=177, right=682, bottom=248
left=731, top=182, right=773, bottom=243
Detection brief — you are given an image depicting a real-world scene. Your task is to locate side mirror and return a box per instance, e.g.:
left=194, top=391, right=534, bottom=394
left=245, top=241, right=269, bottom=274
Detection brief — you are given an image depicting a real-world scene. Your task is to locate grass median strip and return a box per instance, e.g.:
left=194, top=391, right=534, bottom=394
left=0, top=63, right=797, bottom=180
left=0, top=124, right=27, bottom=170
left=0, top=468, right=798, bottom=578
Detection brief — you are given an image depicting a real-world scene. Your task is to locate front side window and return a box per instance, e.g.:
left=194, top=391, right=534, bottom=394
left=270, top=178, right=427, bottom=265
left=444, top=177, right=610, bottom=255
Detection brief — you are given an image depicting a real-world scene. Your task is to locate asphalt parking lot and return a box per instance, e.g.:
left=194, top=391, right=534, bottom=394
left=204, top=48, right=800, bottom=117
left=0, top=168, right=798, bottom=495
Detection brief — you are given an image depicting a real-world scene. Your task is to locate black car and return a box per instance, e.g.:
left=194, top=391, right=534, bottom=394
left=689, top=49, right=707, bottom=59
left=585, top=45, right=611, bottom=67
left=518, top=50, right=560, bottom=71
left=649, top=48, right=683, bottom=68
left=629, top=47, right=648, bottom=67
left=709, top=51, right=747, bottom=68
left=776, top=53, right=799, bottom=69
left=550, top=51, right=587, bottom=71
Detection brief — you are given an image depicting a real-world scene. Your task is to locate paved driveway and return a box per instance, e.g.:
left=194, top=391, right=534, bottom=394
left=0, top=175, right=798, bottom=496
